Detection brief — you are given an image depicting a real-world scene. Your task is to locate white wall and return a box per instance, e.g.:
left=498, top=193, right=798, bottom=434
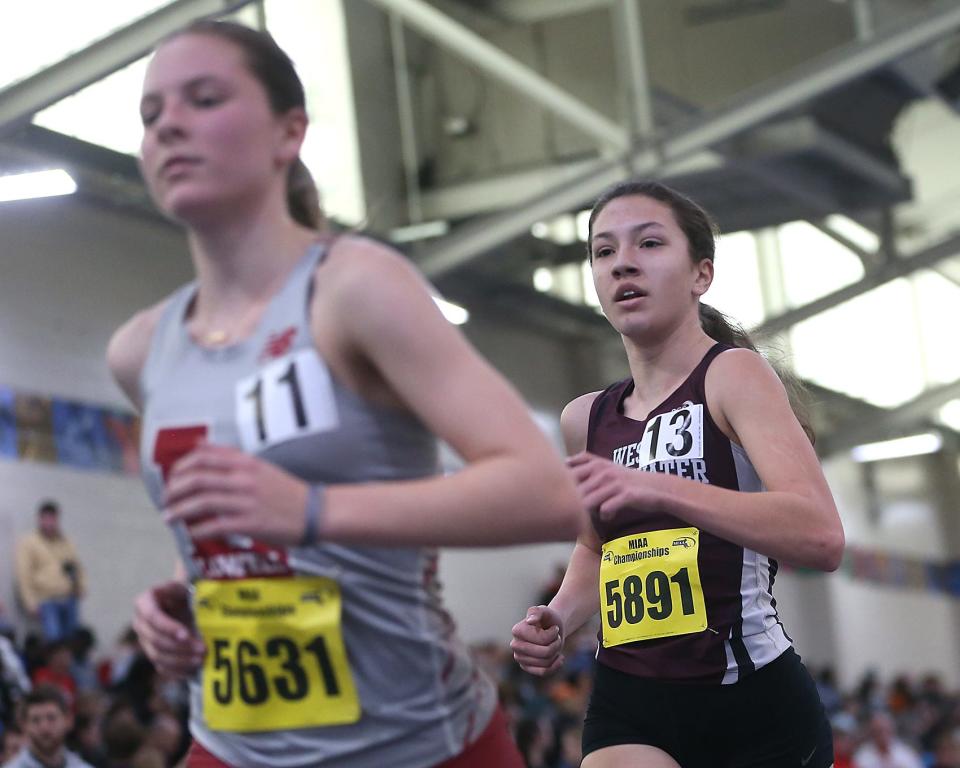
left=817, top=455, right=960, bottom=687
left=770, top=570, right=837, bottom=671
left=440, top=543, right=575, bottom=644
left=0, top=196, right=191, bottom=406
left=827, top=455, right=948, bottom=558
left=0, top=196, right=191, bottom=645
left=830, top=576, right=960, bottom=689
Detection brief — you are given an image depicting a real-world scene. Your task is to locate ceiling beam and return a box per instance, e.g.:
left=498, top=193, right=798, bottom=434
left=754, top=230, right=960, bottom=337
left=818, top=378, right=960, bottom=456
left=0, top=0, right=256, bottom=139
left=364, top=0, right=628, bottom=152
left=421, top=113, right=902, bottom=224
left=809, top=219, right=880, bottom=271
left=612, top=0, right=656, bottom=144
left=487, top=0, right=614, bottom=23
left=420, top=158, right=610, bottom=221
left=419, top=150, right=725, bottom=222
left=414, top=0, right=960, bottom=278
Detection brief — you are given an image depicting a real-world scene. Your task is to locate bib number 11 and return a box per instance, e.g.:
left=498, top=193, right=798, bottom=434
left=236, top=349, right=339, bottom=451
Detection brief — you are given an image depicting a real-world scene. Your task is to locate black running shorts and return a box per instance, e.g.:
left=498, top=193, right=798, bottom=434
left=582, top=648, right=834, bottom=768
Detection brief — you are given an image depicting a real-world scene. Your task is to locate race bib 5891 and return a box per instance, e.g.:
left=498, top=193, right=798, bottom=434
left=600, top=527, right=707, bottom=647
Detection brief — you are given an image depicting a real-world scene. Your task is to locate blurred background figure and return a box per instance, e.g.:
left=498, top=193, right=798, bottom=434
left=854, top=710, right=924, bottom=768
left=832, top=712, right=860, bottom=768
left=932, top=729, right=960, bottom=768
left=31, top=641, right=77, bottom=712
left=0, top=725, right=25, bottom=765
left=15, top=501, right=85, bottom=643
left=4, top=684, right=93, bottom=768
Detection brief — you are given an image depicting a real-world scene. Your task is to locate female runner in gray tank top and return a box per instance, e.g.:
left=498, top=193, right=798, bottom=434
left=511, top=181, right=845, bottom=768
left=107, top=20, right=581, bottom=768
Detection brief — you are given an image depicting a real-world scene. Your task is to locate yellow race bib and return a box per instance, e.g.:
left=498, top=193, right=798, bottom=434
left=599, top=527, right=707, bottom=647
left=195, top=576, right=360, bottom=732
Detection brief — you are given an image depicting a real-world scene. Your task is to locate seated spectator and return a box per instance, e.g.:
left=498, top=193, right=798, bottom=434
left=100, top=702, right=165, bottom=768
left=31, top=642, right=76, bottom=712
left=3, top=684, right=92, bottom=767
left=101, top=703, right=144, bottom=767
left=854, top=710, right=924, bottom=768
left=832, top=712, right=860, bottom=768
left=817, top=666, right=844, bottom=716
left=130, top=750, right=164, bottom=768
left=0, top=725, right=24, bottom=765
left=68, top=628, right=98, bottom=694
left=145, top=712, right=183, bottom=767
left=920, top=674, right=948, bottom=710
left=932, top=728, right=960, bottom=768
left=98, top=629, right=139, bottom=690
left=516, top=715, right=554, bottom=768
left=69, top=691, right=109, bottom=768
left=889, top=675, right=916, bottom=716
left=856, top=670, right=886, bottom=714
left=0, top=601, right=15, bottom=640
left=0, top=632, right=30, bottom=726
left=555, top=718, right=583, bottom=768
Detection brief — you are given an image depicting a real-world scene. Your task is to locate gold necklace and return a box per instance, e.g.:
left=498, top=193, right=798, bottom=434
left=203, top=329, right=230, bottom=345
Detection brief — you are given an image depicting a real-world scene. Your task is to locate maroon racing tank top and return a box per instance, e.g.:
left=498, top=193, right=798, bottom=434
left=587, top=343, right=791, bottom=684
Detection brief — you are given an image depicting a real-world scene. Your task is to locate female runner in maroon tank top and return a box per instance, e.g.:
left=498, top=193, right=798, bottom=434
left=106, top=19, right=581, bottom=768
left=511, top=181, right=845, bottom=768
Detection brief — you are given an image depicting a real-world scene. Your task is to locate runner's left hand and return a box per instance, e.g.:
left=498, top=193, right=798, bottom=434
left=163, top=443, right=310, bottom=545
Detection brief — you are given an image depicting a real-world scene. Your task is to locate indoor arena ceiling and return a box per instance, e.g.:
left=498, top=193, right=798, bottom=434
left=2, top=0, right=960, bottom=458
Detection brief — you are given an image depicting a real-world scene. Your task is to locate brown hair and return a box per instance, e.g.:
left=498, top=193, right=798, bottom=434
left=587, top=179, right=814, bottom=443
left=37, top=499, right=59, bottom=515
left=18, top=684, right=69, bottom=719
left=166, top=20, right=324, bottom=229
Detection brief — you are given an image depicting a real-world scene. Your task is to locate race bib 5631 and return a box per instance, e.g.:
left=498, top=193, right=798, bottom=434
left=196, top=576, right=360, bottom=731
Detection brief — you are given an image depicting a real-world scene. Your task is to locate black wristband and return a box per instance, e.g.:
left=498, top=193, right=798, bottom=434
left=301, top=484, right=325, bottom=546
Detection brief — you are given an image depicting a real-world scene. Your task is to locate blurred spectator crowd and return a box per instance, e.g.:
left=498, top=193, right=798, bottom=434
left=1, top=605, right=189, bottom=768
left=475, top=623, right=960, bottom=768
left=2, top=565, right=959, bottom=768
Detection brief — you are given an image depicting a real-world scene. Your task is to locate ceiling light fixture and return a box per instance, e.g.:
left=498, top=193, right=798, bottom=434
left=433, top=296, right=469, bottom=325
left=850, top=432, right=943, bottom=463
left=0, top=169, right=77, bottom=203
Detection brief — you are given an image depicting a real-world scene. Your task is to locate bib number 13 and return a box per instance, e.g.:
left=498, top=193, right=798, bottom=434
left=236, top=349, right=339, bottom=451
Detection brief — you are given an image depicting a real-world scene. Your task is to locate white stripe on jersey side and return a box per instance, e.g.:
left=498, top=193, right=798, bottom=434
left=721, top=444, right=792, bottom=684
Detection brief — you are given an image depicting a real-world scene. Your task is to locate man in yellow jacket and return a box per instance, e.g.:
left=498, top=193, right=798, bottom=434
left=15, top=501, right=85, bottom=642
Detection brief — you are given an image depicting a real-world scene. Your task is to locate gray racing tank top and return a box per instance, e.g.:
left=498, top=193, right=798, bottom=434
left=138, top=243, right=496, bottom=767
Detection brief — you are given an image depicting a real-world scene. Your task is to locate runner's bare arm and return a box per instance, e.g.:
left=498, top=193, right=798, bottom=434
left=313, top=237, right=582, bottom=546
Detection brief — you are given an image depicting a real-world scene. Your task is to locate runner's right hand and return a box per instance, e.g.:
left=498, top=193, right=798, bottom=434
left=510, top=604, right=566, bottom=676
left=133, top=580, right=205, bottom=679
